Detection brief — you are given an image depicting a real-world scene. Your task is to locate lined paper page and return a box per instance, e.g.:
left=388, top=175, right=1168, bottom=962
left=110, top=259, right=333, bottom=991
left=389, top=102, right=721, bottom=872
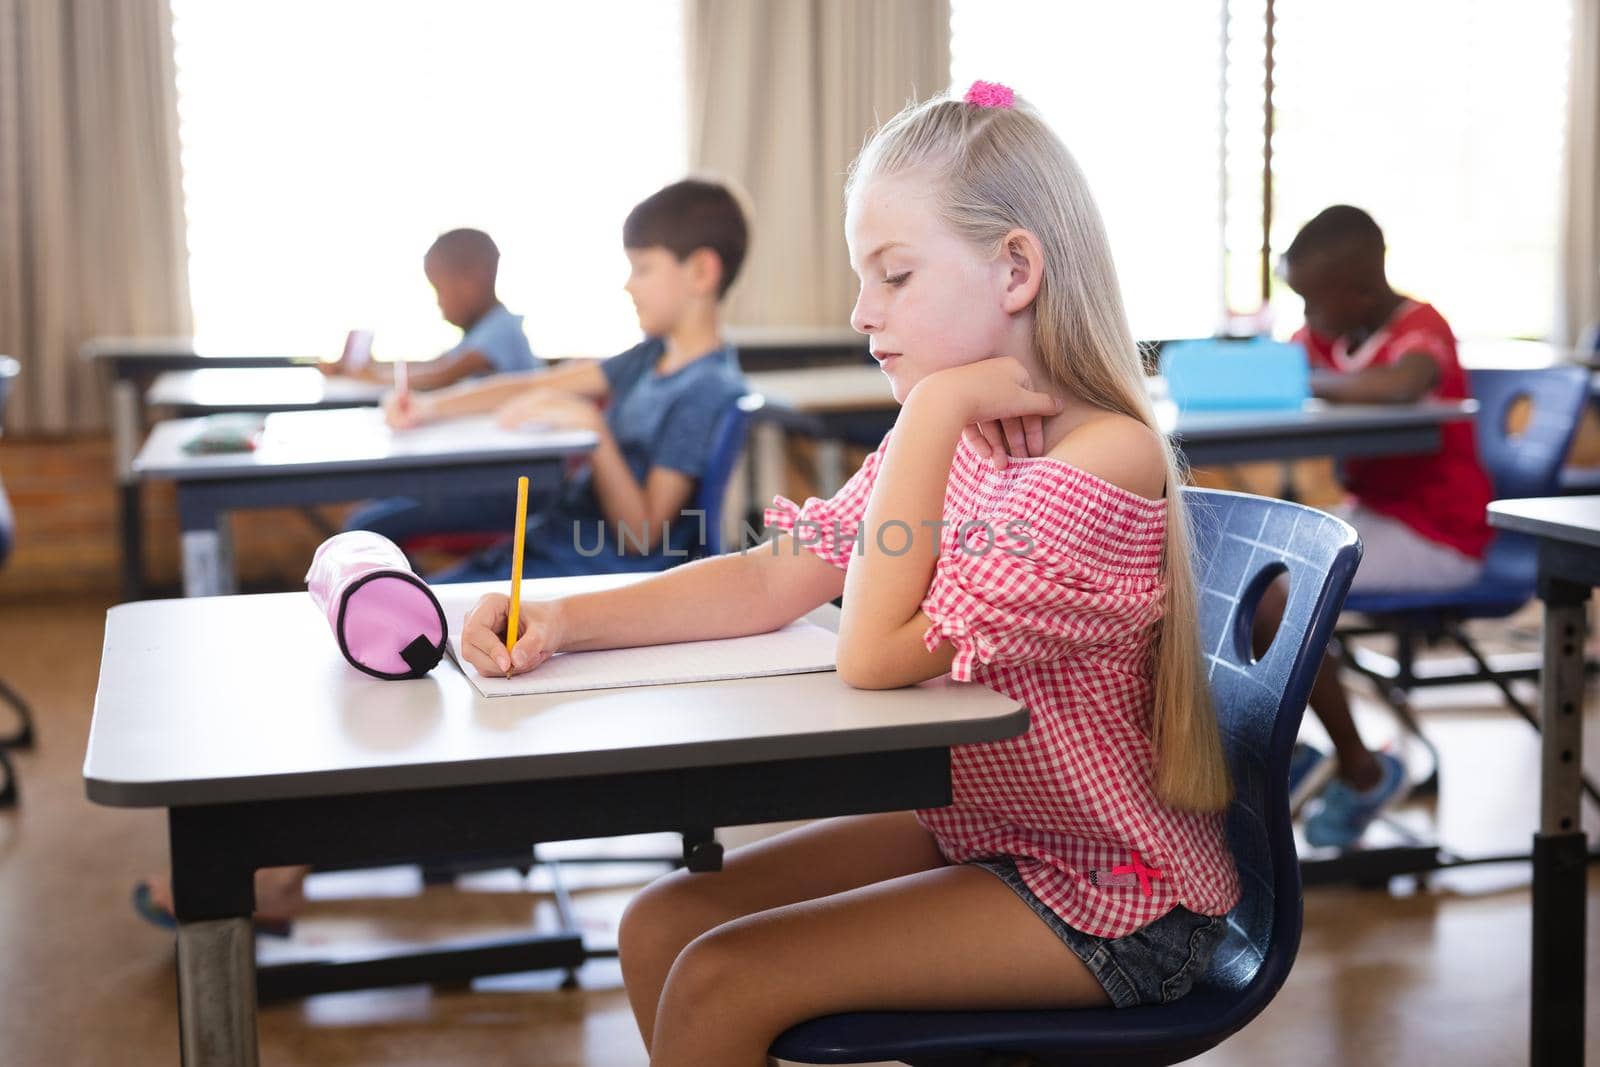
left=448, top=620, right=839, bottom=697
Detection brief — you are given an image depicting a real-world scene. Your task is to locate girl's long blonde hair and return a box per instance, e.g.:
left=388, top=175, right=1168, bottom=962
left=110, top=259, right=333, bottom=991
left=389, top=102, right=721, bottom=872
left=850, top=90, right=1231, bottom=812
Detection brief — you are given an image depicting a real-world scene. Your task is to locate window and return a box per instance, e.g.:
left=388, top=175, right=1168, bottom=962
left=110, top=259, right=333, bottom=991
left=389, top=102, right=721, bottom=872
left=953, top=0, right=1572, bottom=342
left=952, top=1, right=1228, bottom=341
left=1266, top=0, right=1571, bottom=341
left=171, top=1, right=686, bottom=360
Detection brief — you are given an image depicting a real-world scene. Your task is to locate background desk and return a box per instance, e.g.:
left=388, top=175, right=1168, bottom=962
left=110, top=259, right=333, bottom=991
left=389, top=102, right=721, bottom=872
left=147, top=367, right=386, bottom=415
left=744, top=364, right=1475, bottom=500
left=1486, top=496, right=1600, bottom=1067
left=83, top=580, right=1028, bottom=1066
left=132, top=408, right=594, bottom=597
left=84, top=337, right=315, bottom=598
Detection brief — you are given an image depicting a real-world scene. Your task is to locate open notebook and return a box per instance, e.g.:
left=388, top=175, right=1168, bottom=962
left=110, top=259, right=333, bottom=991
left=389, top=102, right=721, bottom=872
left=436, top=578, right=839, bottom=696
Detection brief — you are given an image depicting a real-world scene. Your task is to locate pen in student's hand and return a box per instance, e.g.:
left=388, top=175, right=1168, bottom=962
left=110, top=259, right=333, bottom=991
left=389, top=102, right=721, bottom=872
left=505, top=475, right=529, bottom=678
left=393, top=359, right=411, bottom=416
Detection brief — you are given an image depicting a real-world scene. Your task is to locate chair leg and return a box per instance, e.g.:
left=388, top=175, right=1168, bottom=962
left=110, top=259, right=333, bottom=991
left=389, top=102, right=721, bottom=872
left=1446, top=621, right=1600, bottom=811
left=0, top=677, right=34, bottom=749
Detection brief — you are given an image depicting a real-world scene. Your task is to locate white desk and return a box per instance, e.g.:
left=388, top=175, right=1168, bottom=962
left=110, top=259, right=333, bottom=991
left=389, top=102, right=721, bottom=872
left=83, top=579, right=1028, bottom=1065
left=83, top=336, right=320, bottom=598
left=133, top=408, right=595, bottom=597
left=146, top=367, right=387, bottom=413
left=743, top=364, right=1476, bottom=499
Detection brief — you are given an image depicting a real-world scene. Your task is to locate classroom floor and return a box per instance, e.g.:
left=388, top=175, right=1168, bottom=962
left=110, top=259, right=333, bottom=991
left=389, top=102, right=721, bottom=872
left=4, top=594, right=1600, bottom=1066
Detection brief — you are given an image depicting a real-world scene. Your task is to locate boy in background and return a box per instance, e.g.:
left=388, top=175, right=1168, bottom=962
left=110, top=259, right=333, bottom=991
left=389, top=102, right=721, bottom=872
left=1256, top=204, right=1493, bottom=848
left=327, top=227, right=540, bottom=388
left=393, top=178, right=750, bottom=579
left=338, top=227, right=543, bottom=541
left=134, top=182, right=751, bottom=930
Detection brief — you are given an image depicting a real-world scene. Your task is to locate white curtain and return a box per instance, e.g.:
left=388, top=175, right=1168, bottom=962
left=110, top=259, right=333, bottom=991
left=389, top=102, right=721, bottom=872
left=1561, top=0, right=1600, bottom=346
left=0, top=0, right=190, bottom=434
left=685, top=0, right=951, bottom=329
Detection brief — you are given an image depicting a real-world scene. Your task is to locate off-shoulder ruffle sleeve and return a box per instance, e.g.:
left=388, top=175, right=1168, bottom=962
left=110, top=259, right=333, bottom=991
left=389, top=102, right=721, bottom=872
left=919, top=459, right=1168, bottom=681
left=763, top=433, right=890, bottom=570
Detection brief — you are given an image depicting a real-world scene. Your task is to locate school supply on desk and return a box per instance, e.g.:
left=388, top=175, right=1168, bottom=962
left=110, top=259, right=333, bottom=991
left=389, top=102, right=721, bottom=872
left=1160, top=337, right=1310, bottom=411
left=449, top=618, right=838, bottom=697
left=306, top=531, right=448, bottom=680
left=505, top=475, right=529, bottom=668
left=392, top=357, right=410, bottom=418
left=341, top=328, right=374, bottom=372
left=179, top=412, right=266, bottom=454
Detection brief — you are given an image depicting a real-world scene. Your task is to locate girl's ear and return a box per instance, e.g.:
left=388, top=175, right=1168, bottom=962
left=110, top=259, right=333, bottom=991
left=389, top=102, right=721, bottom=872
left=997, top=228, right=1045, bottom=315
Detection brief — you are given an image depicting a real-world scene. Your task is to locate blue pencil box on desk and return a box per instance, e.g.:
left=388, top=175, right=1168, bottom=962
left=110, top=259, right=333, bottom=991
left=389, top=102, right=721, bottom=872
left=1159, top=338, right=1310, bottom=411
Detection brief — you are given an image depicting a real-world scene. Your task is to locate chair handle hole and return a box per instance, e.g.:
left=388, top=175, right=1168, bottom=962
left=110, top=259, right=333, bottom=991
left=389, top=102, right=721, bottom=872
left=1233, top=561, right=1290, bottom=667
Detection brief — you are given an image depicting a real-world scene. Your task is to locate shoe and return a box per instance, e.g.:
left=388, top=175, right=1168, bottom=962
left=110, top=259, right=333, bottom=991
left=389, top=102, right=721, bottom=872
left=1288, top=741, right=1334, bottom=815
left=1303, top=752, right=1409, bottom=849
left=131, top=881, right=293, bottom=938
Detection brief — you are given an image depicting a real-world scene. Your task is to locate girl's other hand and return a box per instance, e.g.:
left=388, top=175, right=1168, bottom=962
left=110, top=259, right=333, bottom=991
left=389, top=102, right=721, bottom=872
left=923, top=357, right=1061, bottom=472
left=962, top=420, right=1043, bottom=472
left=461, top=593, right=565, bottom=677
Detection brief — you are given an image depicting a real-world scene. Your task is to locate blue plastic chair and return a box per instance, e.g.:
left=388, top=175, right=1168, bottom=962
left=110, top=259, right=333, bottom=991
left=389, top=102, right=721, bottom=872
left=770, top=488, right=1362, bottom=1066
left=1336, top=366, right=1597, bottom=810
left=690, top=392, right=763, bottom=557
left=1558, top=331, right=1600, bottom=494
left=0, top=357, right=33, bottom=804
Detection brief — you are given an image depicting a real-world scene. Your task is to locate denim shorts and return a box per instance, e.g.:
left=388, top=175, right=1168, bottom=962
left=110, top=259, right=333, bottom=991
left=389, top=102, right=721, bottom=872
left=971, top=856, right=1228, bottom=1008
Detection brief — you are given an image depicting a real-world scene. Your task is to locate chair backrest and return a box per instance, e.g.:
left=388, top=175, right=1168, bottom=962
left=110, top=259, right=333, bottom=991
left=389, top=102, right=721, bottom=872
left=1469, top=367, right=1591, bottom=588
left=1183, top=488, right=1361, bottom=1008
left=1470, top=366, right=1590, bottom=500
left=691, top=392, right=763, bottom=557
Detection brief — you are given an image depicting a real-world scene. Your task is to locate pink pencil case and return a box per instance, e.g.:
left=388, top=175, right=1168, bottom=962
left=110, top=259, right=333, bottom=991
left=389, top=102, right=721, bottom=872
left=306, top=531, right=448, bottom=680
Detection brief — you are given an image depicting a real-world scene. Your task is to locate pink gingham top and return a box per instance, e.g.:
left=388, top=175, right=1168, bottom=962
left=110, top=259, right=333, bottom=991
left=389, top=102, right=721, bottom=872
left=765, top=432, right=1240, bottom=937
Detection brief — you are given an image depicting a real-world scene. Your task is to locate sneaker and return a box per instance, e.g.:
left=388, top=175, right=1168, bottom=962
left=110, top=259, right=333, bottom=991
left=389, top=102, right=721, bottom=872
left=1303, top=751, right=1409, bottom=849
left=1287, top=741, right=1335, bottom=816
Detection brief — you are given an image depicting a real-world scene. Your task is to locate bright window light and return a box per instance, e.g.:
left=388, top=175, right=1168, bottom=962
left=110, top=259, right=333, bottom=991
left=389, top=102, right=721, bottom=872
left=952, top=1, right=1229, bottom=341
left=1268, top=0, right=1571, bottom=341
left=171, top=1, right=686, bottom=361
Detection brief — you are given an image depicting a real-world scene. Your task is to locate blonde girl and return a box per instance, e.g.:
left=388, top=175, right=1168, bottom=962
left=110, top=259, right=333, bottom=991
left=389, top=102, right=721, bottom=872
left=459, top=81, right=1237, bottom=1066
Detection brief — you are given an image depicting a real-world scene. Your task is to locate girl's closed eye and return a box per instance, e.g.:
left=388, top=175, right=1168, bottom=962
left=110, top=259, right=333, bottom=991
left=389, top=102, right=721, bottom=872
left=884, top=271, right=911, bottom=287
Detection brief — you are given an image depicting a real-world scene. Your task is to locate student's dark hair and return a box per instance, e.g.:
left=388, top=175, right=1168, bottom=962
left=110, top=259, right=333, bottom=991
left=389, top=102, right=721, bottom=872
left=426, top=228, right=500, bottom=278
left=1284, top=205, right=1384, bottom=266
left=623, top=179, right=750, bottom=298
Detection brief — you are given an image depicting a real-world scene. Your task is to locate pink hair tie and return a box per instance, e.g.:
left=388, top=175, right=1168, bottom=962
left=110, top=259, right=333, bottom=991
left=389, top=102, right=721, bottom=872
left=964, top=80, right=1015, bottom=110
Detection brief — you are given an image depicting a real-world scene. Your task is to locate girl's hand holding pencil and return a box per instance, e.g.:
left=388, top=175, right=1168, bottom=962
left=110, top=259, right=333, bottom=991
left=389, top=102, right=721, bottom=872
left=461, top=593, right=564, bottom=677
left=461, top=475, right=558, bottom=678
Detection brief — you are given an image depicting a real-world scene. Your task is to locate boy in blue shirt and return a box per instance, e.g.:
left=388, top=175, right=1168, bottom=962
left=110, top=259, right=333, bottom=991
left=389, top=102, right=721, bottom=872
left=338, top=228, right=545, bottom=543
left=391, top=179, right=750, bottom=579
left=328, top=228, right=540, bottom=388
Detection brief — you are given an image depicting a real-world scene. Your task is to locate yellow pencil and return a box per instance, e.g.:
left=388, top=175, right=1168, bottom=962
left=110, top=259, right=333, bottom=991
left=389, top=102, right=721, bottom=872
left=505, top=475, right=529, bottom=675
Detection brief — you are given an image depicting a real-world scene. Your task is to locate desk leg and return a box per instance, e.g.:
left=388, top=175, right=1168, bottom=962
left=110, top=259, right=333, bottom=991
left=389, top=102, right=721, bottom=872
left=1532, top=585, right=1588, bottom=1067
left=752, top=423, right=785, bottom=515
left=177, top=919, right=259, bottom=1067
left=112, top=378, right=145, bottom=599
left=724, top=452, right=750, bottom=552
left=171, top=807, right=260, bottom=1066
left=180, top=527, right=233, bottom=598
left=815, top=439, right=845, bottom=498
left=178, top=490, right=235, bottom=598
